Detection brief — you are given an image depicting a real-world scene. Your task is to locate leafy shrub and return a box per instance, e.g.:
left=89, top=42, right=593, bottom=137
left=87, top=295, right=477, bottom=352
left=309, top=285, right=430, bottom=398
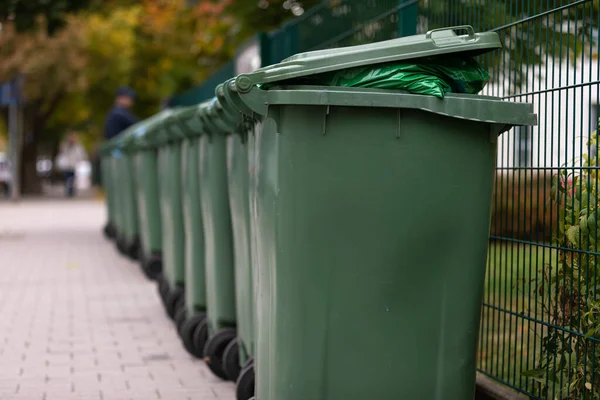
left=523, top=130, right=600, bottom=399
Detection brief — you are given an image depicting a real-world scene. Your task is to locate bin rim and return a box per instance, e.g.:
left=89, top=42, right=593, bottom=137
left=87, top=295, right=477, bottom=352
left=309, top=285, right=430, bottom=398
left=172, top=104, right=205, bottom=138
left=215, top=78, right=244, bottom=125
left=131, top=109, right=174, bottom=150
left=226, top=84, right=537, bottom=130
left=126, top=111, right=169, bottom=152
left=199, top=98, right=236, bottom=135
left=233, top=26, right=501, bottom=92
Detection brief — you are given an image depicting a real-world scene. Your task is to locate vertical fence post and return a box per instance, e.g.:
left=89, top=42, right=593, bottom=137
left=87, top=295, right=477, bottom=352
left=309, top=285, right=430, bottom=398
left=397, top=0, right=418, bottom=37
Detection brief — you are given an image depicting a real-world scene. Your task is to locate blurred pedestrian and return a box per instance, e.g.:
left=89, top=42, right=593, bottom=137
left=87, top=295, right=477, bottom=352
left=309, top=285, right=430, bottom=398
left=56, top=131, right=87, bottom=198
left=96, top=86, right=138, bottom=194
left=104, top=86, right=138, bottom=140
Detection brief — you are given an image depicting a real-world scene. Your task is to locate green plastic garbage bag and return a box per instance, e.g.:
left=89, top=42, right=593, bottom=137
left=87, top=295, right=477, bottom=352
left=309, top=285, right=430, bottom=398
left=270, top=56, right=490, bottom=99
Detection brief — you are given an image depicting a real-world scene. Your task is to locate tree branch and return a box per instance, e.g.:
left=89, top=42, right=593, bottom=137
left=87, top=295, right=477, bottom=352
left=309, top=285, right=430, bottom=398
left=36, top=90, right=65, bottom=128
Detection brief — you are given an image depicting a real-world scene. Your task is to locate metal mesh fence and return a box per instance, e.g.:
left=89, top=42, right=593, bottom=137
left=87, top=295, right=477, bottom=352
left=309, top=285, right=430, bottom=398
left=418, top=1, right=600, bottom=398
left=265, top=0, right=417, bottom=63
left=168, top=61, right=234, bottom=107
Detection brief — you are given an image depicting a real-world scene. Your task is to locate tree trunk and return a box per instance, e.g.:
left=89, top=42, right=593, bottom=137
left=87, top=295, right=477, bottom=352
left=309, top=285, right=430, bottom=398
left=18, top=92, right=64, bottom=196
left=20, top=140, right=40, bottom=195
left=19, top=106, right=42, bottom=196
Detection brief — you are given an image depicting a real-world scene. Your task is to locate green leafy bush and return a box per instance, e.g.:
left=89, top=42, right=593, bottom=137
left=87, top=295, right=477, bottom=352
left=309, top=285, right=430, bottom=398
left=524, top=128, right=600, bottom=399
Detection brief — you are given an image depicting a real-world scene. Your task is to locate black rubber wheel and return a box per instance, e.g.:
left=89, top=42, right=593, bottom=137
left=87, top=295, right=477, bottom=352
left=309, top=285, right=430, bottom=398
left=157, top=276, right=170, bottom=307
left=179, top=313, right=206, bottom=358
left=235, top=361, right=255, bottom=400
left=203, top=328, right=237, bottom=380
left=174, top=306, right=187, bottom=333
left=103, top=223, right=115, bottom=239
left=165, top=286, right=184, bottom=320
left=192, top=318, right=209, bottom=358
left=116, top=236, right=128, bottom=256
left=174, top=294, right=185, bottom=322
left=222, top=339, right=241, bottom=381
left=143, top=256, right=162, bottom=280
left=127, top=239, right=139, bottom=261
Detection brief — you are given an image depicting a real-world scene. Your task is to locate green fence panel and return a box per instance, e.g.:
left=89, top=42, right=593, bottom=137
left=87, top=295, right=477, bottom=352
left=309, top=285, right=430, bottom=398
left=265, top=0, right=418, bottom=64
left=169, top=61, right=235, bottom=107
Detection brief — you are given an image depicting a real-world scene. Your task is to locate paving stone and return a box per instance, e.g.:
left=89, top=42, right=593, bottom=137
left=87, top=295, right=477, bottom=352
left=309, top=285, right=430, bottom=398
left=0, top=200, right=235, bottom=400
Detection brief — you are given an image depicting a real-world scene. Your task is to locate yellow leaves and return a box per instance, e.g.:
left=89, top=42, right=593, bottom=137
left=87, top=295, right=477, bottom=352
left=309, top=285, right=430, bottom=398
left=0, top=17, right=88, bottom=103
left=84, top=6, right=140, bottom=71
left=139, top=0, right=186, bottom=36
left=159, top=58, right=173, bottom=72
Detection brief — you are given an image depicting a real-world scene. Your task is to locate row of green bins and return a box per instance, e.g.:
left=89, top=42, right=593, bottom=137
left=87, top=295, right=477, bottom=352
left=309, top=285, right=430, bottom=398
left=111, top=127, right=141, bottom=261
left=130, top=112, right=168, bottom=280
left=151, top=111, right=188, bottom=319
left=99, top=141, right=118, bottom=240
left=147, top=102, right=243, bottom=384
left=215, top=85, right=256, bottom=399
left=171, top=104, right=211, bottom=359
left=215, top=26, right=537, bottom=399
left=195, top=100, right=238, bottom=380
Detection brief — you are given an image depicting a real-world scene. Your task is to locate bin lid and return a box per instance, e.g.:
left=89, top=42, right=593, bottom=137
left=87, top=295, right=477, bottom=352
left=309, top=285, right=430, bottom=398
left=119, top=111, right=167, bottom=151
left=111, top=123, right=139, bottom=152
left=172, top=104, right=205, bottom=137
left=234, top=26, right=500, bottom=91
left=144, top=109, right=174, bottom=148
left=163, top=112, right=188, bottom=141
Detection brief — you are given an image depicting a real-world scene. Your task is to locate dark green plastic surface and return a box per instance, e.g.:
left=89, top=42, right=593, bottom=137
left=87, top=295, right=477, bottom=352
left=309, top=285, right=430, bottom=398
left=101, top=156, right=116, bottom=229
left=129, top=113, right=169, bottom=262
left=197, top=104, right=237, bottom=334
left=134, top=149, right=162, bottom=259
left=253, top=103, right=524, bottom=399
left=234, top=26, right=500, bottom=91
left=222, top=50, right=536, bottom=396
left=113, top=151, right=138, bottom=245
left=226, top=127, right=254, bottom=364
left=157, top=138, right=185, bottom=288
left=182, top=136, right=207, bottom=315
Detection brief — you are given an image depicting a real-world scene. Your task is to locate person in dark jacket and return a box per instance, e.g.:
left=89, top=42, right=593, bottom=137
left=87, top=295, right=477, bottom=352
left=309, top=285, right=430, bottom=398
left=104, top=86, right=138, bottom=140
left=96, top=87, right=138, bottom=190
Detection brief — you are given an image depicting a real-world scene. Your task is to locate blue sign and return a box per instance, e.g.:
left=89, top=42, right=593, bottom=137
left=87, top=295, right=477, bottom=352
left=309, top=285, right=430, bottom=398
left=0, top=76, right=23, bottom=106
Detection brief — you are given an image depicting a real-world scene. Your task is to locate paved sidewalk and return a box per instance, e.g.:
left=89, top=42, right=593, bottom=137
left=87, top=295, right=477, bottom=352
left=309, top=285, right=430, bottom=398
left=0, top=200, right=235, bottom=400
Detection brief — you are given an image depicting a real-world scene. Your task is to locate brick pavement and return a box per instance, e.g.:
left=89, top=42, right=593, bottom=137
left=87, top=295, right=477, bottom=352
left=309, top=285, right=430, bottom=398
left=0, top=200, right=235, bottom=400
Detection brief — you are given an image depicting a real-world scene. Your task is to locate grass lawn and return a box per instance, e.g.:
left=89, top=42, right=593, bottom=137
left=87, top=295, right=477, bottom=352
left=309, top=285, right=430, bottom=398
left=477, top=241, right=558, bottom=394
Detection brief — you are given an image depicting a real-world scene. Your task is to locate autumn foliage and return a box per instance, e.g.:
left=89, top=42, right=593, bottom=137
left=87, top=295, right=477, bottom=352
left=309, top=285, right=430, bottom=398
left=0, top=0, right=315, bottom=193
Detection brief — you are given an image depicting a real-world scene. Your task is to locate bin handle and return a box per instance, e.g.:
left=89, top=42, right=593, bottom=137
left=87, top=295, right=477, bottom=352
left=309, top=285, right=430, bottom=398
left=425, top=25, right=477, bottom=46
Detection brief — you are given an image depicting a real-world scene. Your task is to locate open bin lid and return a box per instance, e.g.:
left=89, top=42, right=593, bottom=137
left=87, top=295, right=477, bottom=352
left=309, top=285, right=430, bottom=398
left=233, top=26, right=500, bottom=91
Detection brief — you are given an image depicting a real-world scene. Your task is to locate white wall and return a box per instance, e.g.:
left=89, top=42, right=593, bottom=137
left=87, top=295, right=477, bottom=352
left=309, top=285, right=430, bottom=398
left=487, top=56, right=599, bottom=169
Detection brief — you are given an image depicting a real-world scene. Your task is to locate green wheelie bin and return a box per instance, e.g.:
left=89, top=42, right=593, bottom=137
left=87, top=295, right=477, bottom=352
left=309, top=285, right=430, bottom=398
left=99, top=141, right=118, bottom=240
left=214, top=85, right=256, bottom=399
left=153, top=111, right=187, bottom=320
left=112, top=128, right=141, bottom=260
left=195, top=100, right=238, bottom=380
left=224, top=27, right=537, bottom=399
left=168, top=104, right=211, bottom=358
left=130, top=112, right=168, bottom=280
